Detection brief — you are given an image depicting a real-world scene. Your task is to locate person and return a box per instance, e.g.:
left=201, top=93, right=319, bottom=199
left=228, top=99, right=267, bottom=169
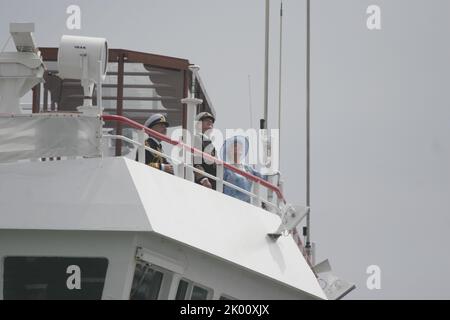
left=193, top=112, right=217, bottom=189
left=136, top=113, right=173, bottom=175
left=221, top=136, right=264, bottom=203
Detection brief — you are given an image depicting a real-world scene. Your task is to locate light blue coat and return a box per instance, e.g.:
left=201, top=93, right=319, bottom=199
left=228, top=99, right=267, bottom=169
left=221, top=136, right=265, bottom=203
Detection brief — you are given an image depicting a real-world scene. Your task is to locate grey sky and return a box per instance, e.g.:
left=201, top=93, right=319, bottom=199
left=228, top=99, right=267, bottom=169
left=1, top=0, right=449, bottom=299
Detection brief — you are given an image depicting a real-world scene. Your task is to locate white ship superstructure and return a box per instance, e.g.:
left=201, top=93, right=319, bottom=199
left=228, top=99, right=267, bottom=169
left=0, top=21, right=353, bottom=300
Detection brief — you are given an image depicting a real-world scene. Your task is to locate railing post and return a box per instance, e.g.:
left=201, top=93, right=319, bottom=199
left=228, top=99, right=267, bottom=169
left=98, top=60, right=103, bottom=113
left=251, top=182, right=262, bottom=207
left=32, top=83, right=40, bottom=113
left=216, top=163, right=224, bottom=193
left=137, top=129, right=146, bottom=164
left=174, top=162, right=184, bottom=179
left=115, top=53, right=125, bottom=157
left=268, top=174, right=278, bottom=207
left=180, top=65, right=203, bottom=183
left=277, top=178, right=284, bottom=209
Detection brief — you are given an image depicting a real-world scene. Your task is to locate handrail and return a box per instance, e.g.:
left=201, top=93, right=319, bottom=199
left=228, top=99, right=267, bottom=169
left=102, top=122, right=313, bottom=266
left=102, top=114, right=286, bottom=203
left=104, top=133, right=280, bottom=212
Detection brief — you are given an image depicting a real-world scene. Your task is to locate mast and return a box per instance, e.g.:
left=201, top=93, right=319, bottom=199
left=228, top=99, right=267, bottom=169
left=263, top=0, right=270, bottom=129
left=305, top=0, right=312, bottom=257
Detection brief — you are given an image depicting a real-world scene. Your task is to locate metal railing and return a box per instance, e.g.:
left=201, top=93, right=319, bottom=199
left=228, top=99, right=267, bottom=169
left=102, top=116, right=313, bottom=267
left=104, top=133, right=281, bottom=213
left=102, top=114, right=287, bottom=211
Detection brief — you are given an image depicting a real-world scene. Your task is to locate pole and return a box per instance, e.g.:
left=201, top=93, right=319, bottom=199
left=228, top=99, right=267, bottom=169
left=278, top=0, right=283, bottom=164
left=115, top=53, right=125, bottom=156
left=248, top=75, right=254, bottom=128
left=180, top=65, right=203, bottom=182
left=98, top=60, right=103, bottom=112
left=305, top=0, right=311, bottom=253
left=264, top=0, right=270, bottom=129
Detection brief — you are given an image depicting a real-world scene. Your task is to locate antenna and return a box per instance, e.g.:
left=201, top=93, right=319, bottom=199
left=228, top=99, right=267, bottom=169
left=248, top=75, right=254, bottom=128
left=278, top=0, right=284, bottom=165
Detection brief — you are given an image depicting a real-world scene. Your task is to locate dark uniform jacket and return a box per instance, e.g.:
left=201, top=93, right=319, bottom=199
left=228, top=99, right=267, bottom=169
left=193, top=133, right=217, bottom=189
left=136, top=137, right=169, bottom=171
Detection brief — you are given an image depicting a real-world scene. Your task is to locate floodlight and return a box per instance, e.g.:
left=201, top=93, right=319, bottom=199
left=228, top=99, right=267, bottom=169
left=57, top=35, right=108, bottom=110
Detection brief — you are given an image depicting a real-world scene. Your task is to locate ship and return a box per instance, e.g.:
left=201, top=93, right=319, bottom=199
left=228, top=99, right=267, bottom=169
left=0, top=15, right=354, bottom=300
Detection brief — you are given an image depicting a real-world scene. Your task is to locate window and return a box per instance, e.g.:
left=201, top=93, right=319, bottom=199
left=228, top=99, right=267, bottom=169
left=175, top=280, right=189, bottom=300
left=191, top=286, right=209, bottom=300
left=219, top=294, right=237, bottom=300
left=3, top=257, right=108, bottom=300
left=175, top=278, right=212, bottom=300
left=129, top=262, right=165, bottom=300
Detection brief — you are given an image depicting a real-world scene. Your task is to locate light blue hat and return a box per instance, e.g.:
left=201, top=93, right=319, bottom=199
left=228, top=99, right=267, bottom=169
left=221, top=135, right=249, bottom=162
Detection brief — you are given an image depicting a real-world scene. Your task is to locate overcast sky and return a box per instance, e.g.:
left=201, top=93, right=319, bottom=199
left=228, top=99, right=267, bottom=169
left=1, top=0, right=449, bottom=299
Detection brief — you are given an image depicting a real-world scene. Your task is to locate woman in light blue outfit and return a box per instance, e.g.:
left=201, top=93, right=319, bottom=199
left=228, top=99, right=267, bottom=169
left=221, top=136, right=264, bottom=203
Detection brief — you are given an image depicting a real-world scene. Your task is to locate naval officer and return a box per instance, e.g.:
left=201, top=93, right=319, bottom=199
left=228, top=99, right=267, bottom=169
left=193, top=112, right=217, bottom=189
left=137, top=113, right=174, bottom=175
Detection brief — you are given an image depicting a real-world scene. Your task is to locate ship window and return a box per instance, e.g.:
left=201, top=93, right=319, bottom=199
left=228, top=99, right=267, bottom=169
left=175, top=279, right=189, bottom=300
left=191, top=285, right=209, bottom=300
left=3, top=256, right=108, bottom=300
left=174, top=278, right=212, bottom=300
left=129, top=262, right=164, bottom=300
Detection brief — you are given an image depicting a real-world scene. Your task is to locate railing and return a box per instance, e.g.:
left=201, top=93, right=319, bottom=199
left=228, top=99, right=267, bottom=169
left=104, top=133, right=282, bottom=212
left=102, top=115, right=314, bottom=267
left=102, top=114, right=286, bottom=208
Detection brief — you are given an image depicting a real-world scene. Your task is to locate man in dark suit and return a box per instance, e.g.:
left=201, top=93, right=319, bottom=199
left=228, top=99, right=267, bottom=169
left=193, top=112, right=217, bottom=189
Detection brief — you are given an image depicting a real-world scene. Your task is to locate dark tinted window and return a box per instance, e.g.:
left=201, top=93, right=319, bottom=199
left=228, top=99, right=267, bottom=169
left=175, top=279, right=189, bottom=300
left=3, top=257, right=108, bottom=300
left=129, top=263, right=163, bottom=300
left=191, top=285, right=209, bottom=300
